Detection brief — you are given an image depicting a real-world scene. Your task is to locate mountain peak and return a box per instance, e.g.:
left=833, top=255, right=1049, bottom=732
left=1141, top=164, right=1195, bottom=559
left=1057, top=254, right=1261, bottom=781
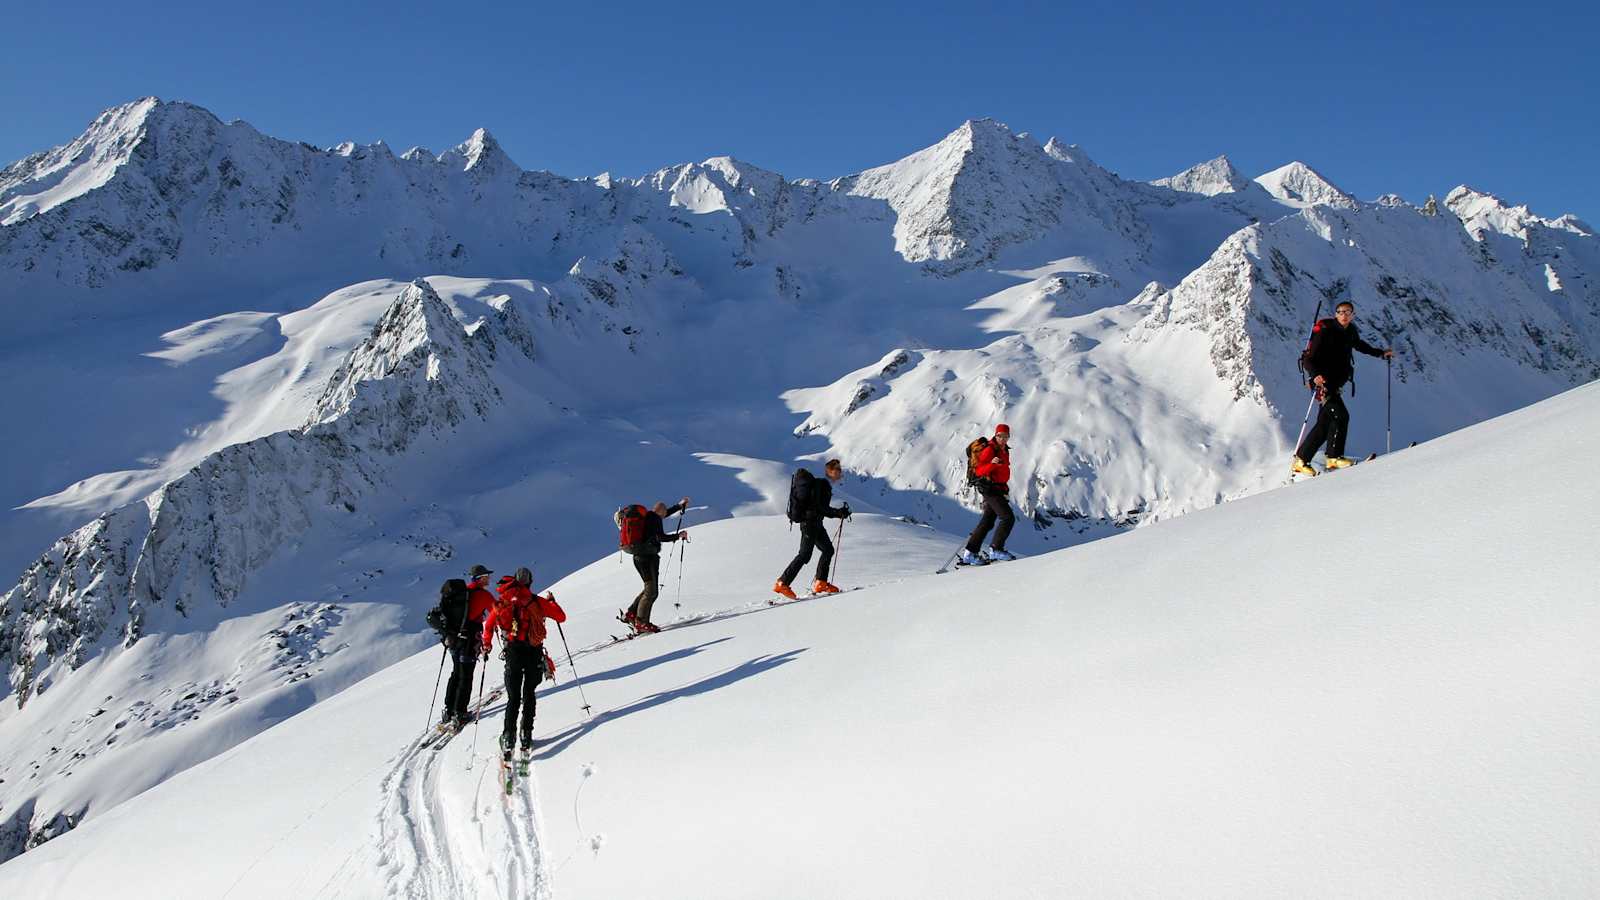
left=442, top=127, right=517, bottom=174
left=1254, top=161, right=1356, bottom=208
left=1154, top=154, right=1251, bottom=196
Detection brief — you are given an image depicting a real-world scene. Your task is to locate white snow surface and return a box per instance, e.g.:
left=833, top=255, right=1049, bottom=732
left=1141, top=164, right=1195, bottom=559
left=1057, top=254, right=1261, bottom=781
left=0, top=384, right=1595, bottom=898
left=3, top=98, right=1600, bottom=863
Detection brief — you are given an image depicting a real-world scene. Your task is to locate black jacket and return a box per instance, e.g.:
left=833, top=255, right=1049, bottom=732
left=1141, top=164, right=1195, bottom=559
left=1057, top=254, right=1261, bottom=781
left=1303, top=318, right=1384, bottom=390
left=801, top=478, right=848, bottom=524
left=638, top=500, right=688, bottom=556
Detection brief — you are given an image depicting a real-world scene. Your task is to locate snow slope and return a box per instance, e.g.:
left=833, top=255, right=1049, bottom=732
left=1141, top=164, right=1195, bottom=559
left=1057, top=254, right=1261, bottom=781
left=4, top=98, right=1599, bottom=860
left=0, top=381, right=1594, bottom=898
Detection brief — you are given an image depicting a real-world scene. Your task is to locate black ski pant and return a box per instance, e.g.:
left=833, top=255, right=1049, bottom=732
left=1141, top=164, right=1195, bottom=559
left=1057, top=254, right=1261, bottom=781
left=780, top=520, right=834, bottom=586
left=1295, top=388, right=1350, bottom=460
left=443, top=639, right=479, bottom=722
left=966, top=491, right=1015, bottom=554
left=501, top=642, right=545, bottom=747
left=628, top=552, right=662, bottom=623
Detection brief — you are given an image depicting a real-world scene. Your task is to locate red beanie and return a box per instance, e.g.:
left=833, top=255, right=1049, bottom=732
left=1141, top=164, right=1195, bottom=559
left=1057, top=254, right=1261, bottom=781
left=995, top=423, right=1010, bottom=435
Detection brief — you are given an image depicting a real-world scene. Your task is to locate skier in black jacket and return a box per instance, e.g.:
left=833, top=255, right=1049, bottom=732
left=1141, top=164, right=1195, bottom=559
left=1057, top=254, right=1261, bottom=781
left=1293, top=301, right=1394, bottom=476
left=774, top=459, right=850, bottom=599
left=621, top=497, right=690, bottom=634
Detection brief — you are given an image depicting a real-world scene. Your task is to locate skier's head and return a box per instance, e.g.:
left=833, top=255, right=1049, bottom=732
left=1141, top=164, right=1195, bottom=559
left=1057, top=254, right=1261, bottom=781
left=653, top=501, right=670, bottom=517
left=514, top=566, right=533, bottom=587
left=467, top=564, right=491, bottom=586
left=994, top=423, right=1011, bottom=445
left=1335, top=301, right=1355, bottom=326
left=824, top=459, right=843, bottom=482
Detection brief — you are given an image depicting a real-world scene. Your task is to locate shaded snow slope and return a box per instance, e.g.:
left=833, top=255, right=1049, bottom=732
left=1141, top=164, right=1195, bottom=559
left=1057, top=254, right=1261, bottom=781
left=0, top=383, right=1595, bottom=897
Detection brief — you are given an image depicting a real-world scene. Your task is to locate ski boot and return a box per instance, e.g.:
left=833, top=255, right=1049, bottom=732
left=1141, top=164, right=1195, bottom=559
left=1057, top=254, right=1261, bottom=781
left=811, top=580, right=842, bottom=594
left=633, top=619, right=661, bottom=635
left=617, top=608, right=637, bottom=627
left=772, top=580, right=797, bottom=600
left=518, top=735, right=534, bottom=775
left=1324, top=456, right=1355, bottom=470
left=957, top=549, right=988, bottom=567
left=1290, top=457, right=1319, bottom=477
left=983, top=548, right=1017, bottom=562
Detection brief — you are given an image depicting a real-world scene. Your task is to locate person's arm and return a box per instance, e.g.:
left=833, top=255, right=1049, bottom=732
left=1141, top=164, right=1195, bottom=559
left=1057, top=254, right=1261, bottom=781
left=481, top=611, right=496, bottom=655
left=666, top=498, right=688, bottom=517
left=974, top=445, right=1002, bottom=480
left=1352, top=329, right=1387, bottom=358
left=538, top=592, right=567, bottom=623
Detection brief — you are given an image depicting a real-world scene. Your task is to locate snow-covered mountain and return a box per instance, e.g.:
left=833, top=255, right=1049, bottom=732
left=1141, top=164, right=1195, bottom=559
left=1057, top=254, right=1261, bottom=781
left=0, top=382, right=1594, bottom=898
left=1, top=97, right=1597, bottom=863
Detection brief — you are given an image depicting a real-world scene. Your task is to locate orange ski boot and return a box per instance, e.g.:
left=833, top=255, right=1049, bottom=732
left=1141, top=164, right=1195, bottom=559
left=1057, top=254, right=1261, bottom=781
left=812, top=580, right=842, bottom=595
left=772, top=580, right=797, bottom=600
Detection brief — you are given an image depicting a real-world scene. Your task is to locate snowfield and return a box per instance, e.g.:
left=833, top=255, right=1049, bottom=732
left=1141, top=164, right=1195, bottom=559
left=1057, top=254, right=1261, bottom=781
left=2, top=96, right=1598, bottom=876
left=1, top=383, right=1594, bottom=898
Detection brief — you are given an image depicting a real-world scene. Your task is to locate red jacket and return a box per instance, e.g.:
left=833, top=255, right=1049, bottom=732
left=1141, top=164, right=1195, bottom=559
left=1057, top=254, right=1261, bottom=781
left=974, top=441, right=1011, bottom=486
left=483, top=581, right=566, bottom=652
left=466, top=580, right=496, bottom=629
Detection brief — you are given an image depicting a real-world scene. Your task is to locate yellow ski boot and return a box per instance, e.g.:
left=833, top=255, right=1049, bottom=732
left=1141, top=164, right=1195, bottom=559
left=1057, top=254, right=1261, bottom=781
left=1290, top=457, right=1319, bottom=477
left=1324, top=456, right=1355, bottom=470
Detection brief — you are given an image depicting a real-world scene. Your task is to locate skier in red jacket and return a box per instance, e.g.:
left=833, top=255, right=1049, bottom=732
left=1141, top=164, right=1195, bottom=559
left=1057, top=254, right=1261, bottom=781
left=442, top=564, right=498, bottom=730
left=960, top=424, right=1017, bottom=566
left=482, top=567, right=566, bottom=756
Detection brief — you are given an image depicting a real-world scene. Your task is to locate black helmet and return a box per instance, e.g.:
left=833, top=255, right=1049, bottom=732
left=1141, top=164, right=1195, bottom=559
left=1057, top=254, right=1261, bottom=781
left=468, top=564, right=491, bottom=578
left=515, top=566, right=533, bottom=586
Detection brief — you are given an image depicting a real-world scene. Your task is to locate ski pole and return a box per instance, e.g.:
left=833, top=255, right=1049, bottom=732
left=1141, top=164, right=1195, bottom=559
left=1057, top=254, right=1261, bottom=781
left=1294, top=390, right=1319, bottom=454
left=467, top=655, right=488, bottom=769
left=672, top=507, right=688, bottom=609
left=833, top=516, right=846, bottom=585
left=554, top=620, right=593, bottom=717
left=424, top=645, right=446, bottom=734
left=1386, top=355, right=1393, bottom=454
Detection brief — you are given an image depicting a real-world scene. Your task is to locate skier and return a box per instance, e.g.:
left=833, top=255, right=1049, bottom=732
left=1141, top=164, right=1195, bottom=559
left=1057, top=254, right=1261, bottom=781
left=440, top=564, right=496, bottom=730
left=481, top=567, right=566, bottom=758
left=959, top=424, right=1016, bottom=566
left=773, top=459, right=850, bottom=599
left=618, top=497, right=691, bottom=635
left=1291, top=301, right=1394, bottom=476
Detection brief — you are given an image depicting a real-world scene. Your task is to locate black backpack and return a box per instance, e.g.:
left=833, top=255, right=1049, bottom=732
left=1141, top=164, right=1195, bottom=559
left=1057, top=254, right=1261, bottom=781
left=426, top=578, right=470, bottom=638
left=786, top=469, right=815, bottom=523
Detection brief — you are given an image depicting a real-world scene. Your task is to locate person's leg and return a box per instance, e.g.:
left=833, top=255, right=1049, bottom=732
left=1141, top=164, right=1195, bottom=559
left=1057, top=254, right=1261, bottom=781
left=442, top=650, right=465, bottom=722
left=452, top=650, right=477, bottom=722
left=812, top=521, right=836, bottom=583
left=519, top=646, right=542, bottom=746
left=501, top=648, right=524, bottom=748
left=966, top=502, right=998, bottom=553
left=636, top=554, right=662, bottom=623
left=780, top=526, right=817, bottom=585
left=1296, top=402, right=1333, bottom=460
left=628, top=554, right=652, bottom=618
left=1325, top=392, right=1351, bottom=458
left=990, top=494, right=1016, bottom=552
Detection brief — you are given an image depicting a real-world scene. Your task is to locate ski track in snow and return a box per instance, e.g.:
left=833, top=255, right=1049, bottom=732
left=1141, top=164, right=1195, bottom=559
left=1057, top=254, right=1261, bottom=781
left=374, top=687, right=549, bottom=900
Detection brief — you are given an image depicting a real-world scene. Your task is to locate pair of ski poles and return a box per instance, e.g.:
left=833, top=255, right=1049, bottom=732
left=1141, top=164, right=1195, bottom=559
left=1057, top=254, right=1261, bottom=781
left=1293, top=360, right=1395, bottom=457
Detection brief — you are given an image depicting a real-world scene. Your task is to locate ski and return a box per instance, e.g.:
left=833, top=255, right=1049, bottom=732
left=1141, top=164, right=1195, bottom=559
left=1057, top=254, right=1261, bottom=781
left=501, top=753, right=515, bottom=795
left=517, top=749, right=531, bottom=777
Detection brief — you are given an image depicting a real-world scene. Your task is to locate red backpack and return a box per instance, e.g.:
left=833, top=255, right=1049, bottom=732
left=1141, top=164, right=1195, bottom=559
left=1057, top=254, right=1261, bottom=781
left=616, top=504, right=649, bottom=554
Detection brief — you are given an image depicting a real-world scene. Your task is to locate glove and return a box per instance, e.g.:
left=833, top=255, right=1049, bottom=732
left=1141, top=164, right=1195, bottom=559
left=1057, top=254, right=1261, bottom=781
left=442, top=634, right=456, bottom=650
left=841, top=503, right=852, bottom=520
left=678, top=529, right=690, bottom=542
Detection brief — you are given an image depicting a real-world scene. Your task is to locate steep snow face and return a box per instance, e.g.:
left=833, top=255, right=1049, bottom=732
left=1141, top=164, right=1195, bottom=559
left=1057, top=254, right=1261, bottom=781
left=1255, top=160, right=1358, bottom=208
left=0, top=97, right=161, bottom=225
left=843, top=119, right=1144, bottom=273
left=1, top=385, right=1595, bottom=899
left=1135, top=201, right=1600, bottom=438
left=1153, top=154, right=1253, bottom=196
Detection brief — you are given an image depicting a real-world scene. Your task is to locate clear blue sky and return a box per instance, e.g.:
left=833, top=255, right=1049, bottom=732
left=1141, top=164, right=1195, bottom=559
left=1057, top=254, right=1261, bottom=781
left=6, top=0, right=1596, bottom=221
